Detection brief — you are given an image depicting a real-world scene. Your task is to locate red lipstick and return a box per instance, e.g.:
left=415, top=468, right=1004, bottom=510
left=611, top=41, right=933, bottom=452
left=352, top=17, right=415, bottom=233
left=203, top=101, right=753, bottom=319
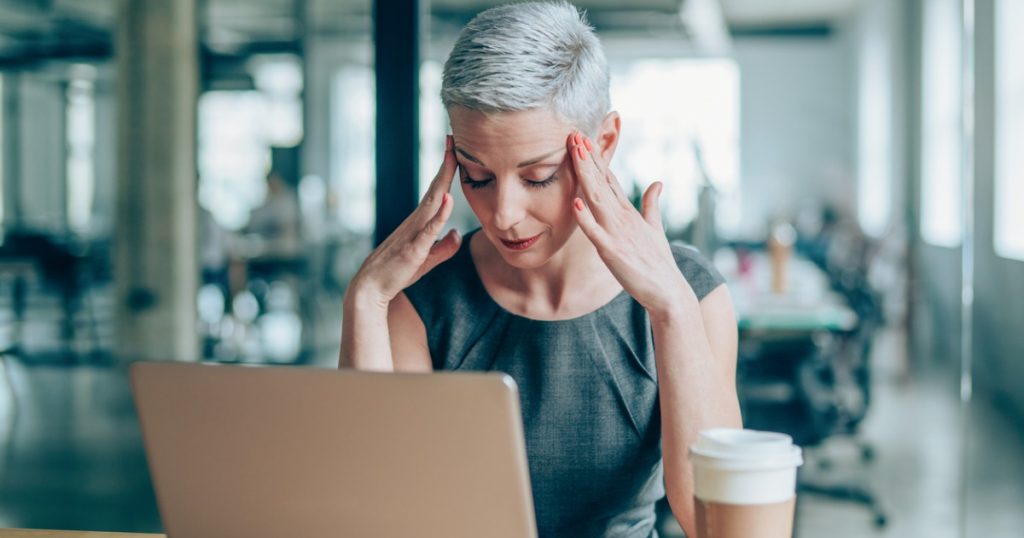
left=500, top=233, right=542, bottom=251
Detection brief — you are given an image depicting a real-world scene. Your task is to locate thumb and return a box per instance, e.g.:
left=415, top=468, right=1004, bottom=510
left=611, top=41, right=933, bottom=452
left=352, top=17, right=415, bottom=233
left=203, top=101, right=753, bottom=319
left=422, top=228, right=462, bottom=274
left=423, top=136, right=459, bottom=209
left=434, top=135, right=458, bottom=188
left=641, top=181, right=664, bottom=230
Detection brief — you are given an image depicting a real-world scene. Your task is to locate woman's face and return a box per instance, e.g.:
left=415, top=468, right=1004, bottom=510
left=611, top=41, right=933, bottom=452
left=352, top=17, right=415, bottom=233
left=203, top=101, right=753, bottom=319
left=449, top=106, right=581, bottom=269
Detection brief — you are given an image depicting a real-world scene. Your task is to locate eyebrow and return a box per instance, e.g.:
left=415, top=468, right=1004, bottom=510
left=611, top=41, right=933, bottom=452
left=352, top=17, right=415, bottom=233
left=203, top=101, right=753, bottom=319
left=455, top=147, right=564, bottom=169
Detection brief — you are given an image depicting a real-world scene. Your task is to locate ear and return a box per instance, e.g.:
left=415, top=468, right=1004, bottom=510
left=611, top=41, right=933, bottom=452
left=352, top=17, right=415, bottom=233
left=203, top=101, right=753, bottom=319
left=596, top=111, right=622, bottom=162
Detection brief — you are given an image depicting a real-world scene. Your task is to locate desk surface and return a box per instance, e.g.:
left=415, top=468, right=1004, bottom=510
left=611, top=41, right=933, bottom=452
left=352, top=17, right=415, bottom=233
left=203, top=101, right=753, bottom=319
left=0, top=531, right=163, bottom=537
left=726, top=253, right=858, bottom=333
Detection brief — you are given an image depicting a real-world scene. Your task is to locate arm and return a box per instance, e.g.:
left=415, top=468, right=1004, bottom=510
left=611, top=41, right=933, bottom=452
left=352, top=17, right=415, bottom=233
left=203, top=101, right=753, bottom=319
left=564, top=130, right=741, bottom=537
left=651, top=284, right=742, bottom=537
left=339, top=289, right=434, bottom=373
left=339, top=286, right=393, bottom=371
left=338, top=136, right=458, bottom=372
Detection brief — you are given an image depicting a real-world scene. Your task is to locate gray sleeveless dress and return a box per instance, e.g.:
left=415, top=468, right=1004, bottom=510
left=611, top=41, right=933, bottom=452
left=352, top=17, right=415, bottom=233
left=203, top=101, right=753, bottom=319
left=404, top=229, right=725, bottom=538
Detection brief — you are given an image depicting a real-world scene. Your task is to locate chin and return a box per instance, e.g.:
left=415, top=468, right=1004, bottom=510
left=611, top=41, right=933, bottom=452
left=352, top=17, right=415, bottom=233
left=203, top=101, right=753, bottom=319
left=495, top=250, right=552, bottom=270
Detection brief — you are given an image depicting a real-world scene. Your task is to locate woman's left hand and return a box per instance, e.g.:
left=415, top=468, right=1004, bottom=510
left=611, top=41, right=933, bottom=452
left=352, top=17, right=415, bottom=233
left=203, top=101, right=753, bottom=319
left=567, top=131, right=697, bottom=318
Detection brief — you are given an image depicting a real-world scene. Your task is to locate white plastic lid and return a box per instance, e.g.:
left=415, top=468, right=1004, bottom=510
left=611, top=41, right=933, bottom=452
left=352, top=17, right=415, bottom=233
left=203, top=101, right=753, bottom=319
left=689, top=428, right=803, bottom=472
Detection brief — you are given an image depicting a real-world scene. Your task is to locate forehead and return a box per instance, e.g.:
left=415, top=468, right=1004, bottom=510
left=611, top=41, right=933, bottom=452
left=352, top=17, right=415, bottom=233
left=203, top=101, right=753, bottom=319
left=448, top=106, right=572, bottom=165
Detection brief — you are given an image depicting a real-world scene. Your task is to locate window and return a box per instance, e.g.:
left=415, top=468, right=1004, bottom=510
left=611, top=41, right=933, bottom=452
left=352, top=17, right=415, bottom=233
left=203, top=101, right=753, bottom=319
left=419, top=60, right=445, bottom=198
left=330, top=66, right=375, bottom=233
left=609, top=59, right=741, bottom=234
left=198, top=57, right=303, bottom=231
left=995, top=0, right=1024, bottom=260
left=198, top=91, right=272, bottom=230
left=920, top=0, right=962, bottom=248
left=857, top=7, right=893, bottom=237
left=66, top=72, right=96, bottom=233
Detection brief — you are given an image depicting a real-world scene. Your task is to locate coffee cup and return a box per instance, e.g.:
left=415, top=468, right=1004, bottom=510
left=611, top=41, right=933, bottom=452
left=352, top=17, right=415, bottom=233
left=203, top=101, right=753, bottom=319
left=767, top=221, right=796, bottom=294
left=689, top=428, right=803, bottom=538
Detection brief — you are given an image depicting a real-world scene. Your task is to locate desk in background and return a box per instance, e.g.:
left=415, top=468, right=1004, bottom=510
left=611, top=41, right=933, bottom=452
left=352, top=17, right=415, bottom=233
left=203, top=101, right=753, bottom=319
left=721, top=249, right=866, bottom=432
left=722, top=251, right=858, bottom=334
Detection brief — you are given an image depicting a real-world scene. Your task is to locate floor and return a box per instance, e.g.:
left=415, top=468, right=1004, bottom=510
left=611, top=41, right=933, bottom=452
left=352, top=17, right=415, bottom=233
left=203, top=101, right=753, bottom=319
left=0, top=360, right=160, bottom=533
left=0, top=344, right=1022, bottom=536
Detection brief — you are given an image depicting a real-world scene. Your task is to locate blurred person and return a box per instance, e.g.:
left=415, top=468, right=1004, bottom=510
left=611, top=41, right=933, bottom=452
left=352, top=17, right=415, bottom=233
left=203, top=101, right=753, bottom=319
left=237, top=169, right=305, bottom=306
left=223, top=169, right=307, bottom=360
left=246, top=170, right=302, bottom=261
left=339, top=2, right=741, bottom=537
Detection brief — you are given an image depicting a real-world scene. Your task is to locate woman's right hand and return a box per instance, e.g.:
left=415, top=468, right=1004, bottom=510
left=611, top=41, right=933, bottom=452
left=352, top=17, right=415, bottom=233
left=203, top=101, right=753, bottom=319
left=347, top=135, right=461, bottom=308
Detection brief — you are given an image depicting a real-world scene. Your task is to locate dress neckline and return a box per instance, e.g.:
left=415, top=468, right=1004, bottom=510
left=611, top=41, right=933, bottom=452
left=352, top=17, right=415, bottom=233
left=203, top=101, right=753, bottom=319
left=459, top=228, right=632, bottom=324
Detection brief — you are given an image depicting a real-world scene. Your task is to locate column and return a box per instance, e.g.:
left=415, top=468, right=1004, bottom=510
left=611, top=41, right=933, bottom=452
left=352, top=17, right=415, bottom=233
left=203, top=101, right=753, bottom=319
left=373, top=0, right=421, bottom=245
left=114, top=0, right=199, bottom=361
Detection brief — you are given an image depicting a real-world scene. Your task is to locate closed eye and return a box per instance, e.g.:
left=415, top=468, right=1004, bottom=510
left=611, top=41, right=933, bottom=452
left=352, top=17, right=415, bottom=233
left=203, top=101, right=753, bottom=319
left=463, top=177, right=493, bottom=189
left=460, top=169, right=494, bottom=189
left=461, top=174, right=558, bottom=190
left=524, top=173, right=558, bottom=188
left=459, top=167, right=558, bottom=190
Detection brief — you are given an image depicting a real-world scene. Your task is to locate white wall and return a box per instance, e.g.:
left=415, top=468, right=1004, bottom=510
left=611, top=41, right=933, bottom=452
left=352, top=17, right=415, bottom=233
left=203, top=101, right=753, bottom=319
left=854, top=0, right=909, bottom=238
left=733, top=33, right=855, bottom=237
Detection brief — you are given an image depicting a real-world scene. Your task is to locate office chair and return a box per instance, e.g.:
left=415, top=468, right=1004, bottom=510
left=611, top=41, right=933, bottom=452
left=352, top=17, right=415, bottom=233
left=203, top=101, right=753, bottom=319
left=736, top=290, right=888, bottom=529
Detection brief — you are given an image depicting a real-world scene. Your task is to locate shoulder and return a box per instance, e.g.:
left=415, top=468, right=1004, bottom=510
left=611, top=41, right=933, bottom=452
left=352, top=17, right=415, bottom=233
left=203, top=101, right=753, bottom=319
left=669, top=242, right=726, bottom=301
left=400, top=229, right=498, bottom=370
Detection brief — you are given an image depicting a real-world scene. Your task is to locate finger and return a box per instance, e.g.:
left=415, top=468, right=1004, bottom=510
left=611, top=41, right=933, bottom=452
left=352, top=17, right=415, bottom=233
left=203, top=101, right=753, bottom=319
left=421, top=135, right=458, bottom=212
left=421, top=228, right=462, bottom=274
left=641, top=181, right=664, bottom=230
left=582, top=135, right=630, bottom=205
left=414, top=191, right=455, bottom=250
left=569, top=131, right=611, bottom=212
left=572, top=197, right=608, bottom=248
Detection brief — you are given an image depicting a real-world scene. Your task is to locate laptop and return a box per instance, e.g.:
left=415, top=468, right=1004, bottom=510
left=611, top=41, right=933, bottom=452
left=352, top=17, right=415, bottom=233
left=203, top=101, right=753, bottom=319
left=130, top=362, right=537, bottom=538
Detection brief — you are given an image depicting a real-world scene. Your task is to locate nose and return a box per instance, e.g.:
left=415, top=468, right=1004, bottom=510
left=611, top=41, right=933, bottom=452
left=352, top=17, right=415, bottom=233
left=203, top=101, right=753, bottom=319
left=491, top=178, right=527, bottom=232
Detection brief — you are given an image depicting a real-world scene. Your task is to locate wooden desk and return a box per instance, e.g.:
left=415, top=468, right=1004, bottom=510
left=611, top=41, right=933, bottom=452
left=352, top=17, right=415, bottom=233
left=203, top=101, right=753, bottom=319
left=0, top=531, right=163, bottom=538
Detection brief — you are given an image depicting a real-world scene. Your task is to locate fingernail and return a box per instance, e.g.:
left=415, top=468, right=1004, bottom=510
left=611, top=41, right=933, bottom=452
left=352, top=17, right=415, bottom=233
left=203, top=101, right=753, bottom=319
left=442, top=192, right=450, bottom=204
left=583, top=137, right=593, bottom=152
left=574, top=132, right=582, bottom=146
left=577, top=146, right=587, bottom=160
left=446, top=135, right=453, bottom=151
left=574, top=199, right=584, bottom=211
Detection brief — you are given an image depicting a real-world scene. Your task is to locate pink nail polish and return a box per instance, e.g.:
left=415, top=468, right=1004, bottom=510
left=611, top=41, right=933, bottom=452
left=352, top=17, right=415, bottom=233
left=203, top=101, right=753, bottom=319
left=583, top=137, right=593, bottom=152
left=578, top=146, right=586, bottom=160
left=574, top=199, right=584, bottom=211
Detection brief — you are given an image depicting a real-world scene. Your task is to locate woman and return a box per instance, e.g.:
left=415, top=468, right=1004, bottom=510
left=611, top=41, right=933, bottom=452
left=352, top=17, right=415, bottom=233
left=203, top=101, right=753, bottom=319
left=340, top=2, right=742, bottom=536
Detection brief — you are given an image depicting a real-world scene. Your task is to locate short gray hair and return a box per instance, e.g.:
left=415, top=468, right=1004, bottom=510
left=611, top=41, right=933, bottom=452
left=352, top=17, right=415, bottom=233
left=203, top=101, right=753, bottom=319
left=441, top=1, right=610, bottom=133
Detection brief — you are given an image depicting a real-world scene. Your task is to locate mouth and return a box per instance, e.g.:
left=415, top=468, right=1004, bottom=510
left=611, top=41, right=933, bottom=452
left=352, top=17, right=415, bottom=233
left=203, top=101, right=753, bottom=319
left=499, top=233, right=542, bottom=251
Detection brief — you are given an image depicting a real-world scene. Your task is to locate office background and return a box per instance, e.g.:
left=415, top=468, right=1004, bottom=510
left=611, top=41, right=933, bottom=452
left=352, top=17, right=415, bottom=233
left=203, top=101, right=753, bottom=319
left=0, top=0, right=1022, bottom=536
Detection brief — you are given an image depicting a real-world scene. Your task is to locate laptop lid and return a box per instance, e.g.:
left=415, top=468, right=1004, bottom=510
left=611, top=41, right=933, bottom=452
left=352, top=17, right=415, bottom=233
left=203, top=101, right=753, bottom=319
left=131, top=362, right=537, bottom=538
